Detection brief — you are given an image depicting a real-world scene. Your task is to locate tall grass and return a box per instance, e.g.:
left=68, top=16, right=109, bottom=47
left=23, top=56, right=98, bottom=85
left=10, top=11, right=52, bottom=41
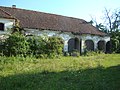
left=0, top=54, right=120, bottom=90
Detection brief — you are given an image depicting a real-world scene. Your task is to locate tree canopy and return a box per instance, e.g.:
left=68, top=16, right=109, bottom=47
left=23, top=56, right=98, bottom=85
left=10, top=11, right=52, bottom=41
left=91, top=8, right=120, bottom=53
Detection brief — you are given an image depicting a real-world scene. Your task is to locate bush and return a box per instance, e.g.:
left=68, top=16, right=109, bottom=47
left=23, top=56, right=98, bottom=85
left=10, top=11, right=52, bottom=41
left=70, top=49, right=80, bottom=57
left=0, top=41, right=4, bottom=56
left=27, top=36, right=46, bottom=57
left=27, top=36, right=64, bottom=58
left=110, top=31, right=120, bottom=53
left=3, top=32, right=29, bottom=57
left=45, top=36, right=64, bottom=58
left=1, top=30, right=64, bottom=58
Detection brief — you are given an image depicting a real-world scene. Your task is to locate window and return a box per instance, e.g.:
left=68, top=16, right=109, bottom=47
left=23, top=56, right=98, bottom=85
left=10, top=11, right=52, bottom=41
left=0, top=23, right=4, bottom=31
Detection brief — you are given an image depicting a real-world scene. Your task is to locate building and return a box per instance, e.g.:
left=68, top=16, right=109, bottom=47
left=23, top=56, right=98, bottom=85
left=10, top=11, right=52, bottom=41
left=0, top=5, right=110, bottom=54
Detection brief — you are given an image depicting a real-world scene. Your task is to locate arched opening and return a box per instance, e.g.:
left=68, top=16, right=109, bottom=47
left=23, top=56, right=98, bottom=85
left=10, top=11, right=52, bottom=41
left=106, top=41, right=111, bottom=53
left=0, top=23, right=4, bottom=31
left=68, top=38, right=81, bottom=53
left=85, top=40, right=94, bottom=51
left=98, top=40, right=106, bottom=51
left=68, top=38, right=75, bottom=52
left=74, top=38, right=79, bottom=51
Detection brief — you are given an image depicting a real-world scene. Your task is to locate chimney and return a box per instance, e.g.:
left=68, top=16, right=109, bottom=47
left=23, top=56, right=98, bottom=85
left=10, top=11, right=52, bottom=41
left=12, top=5, right=16, bottom=8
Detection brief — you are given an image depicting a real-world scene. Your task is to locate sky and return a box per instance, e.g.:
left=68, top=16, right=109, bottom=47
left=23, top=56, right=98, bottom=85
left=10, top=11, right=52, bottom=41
left=0, top=0, right=120, bottom=23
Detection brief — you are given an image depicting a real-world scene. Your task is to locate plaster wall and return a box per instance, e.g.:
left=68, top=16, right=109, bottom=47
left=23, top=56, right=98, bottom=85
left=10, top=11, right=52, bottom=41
left=0, top=18, right=14, bottom=35
left=24, top=28, right=74, bottom=52
left=25, top=28, right=110, bottom=53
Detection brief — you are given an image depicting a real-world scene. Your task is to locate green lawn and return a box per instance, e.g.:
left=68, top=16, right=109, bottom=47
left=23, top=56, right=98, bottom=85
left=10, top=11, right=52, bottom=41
left=0, top=54, right=120, bottom=90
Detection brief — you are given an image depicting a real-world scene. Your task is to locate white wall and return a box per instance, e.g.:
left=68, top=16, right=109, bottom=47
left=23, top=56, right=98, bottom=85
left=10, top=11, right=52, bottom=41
left=80, top=34, right=110, bottom=52
left=24, top=28, right=110, bottom=53
left=0, top=18, right=15, bottom=35
left=24, top=28, right=74, bottom=52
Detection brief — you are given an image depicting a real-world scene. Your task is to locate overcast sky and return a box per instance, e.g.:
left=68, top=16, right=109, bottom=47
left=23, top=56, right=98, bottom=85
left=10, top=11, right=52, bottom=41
left=0, top=0, right=120, bottom=23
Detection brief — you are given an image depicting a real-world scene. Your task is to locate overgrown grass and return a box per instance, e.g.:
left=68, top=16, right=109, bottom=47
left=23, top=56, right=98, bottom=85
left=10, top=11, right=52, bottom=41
left=0, top=54, right=120, bottom=90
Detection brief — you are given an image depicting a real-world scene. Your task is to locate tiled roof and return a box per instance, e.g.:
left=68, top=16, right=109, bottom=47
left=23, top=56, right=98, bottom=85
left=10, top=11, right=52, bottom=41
left=0, top=6, right=106, bottom=36
left=0, top=8, right=13, bottom=19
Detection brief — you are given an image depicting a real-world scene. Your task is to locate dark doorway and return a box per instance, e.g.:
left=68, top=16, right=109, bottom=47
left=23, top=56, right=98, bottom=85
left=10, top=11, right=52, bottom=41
left=85, top=40, right=94, bottom=51
left=74, top=38, right=79, bottom=51
left=68, top=38, right=81, bottom=53
left=68, top=38, right=75, bottom=52
left=106, top=41, right=111, bottom=53
left=98, top=40, right=106, bottom=52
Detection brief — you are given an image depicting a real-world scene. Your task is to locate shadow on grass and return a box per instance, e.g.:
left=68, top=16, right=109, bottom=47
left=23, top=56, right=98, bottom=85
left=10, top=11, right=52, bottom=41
left=0, top=65, right=120, bottom=90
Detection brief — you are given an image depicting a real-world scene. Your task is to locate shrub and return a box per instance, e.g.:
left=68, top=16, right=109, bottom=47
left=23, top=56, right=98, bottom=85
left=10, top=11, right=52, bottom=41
left=3, top=32, right=29, bottom=57
left=27, top=36, right=64, bottom=58
left=0, top=41, right=4, bottom=56
left=1, top=30, right=64, bottom=58
left=27, top=36, right=46, bottom=57
left=45, top=36, right=64, bottom=58
left=70, top=49, right=80, bottom=57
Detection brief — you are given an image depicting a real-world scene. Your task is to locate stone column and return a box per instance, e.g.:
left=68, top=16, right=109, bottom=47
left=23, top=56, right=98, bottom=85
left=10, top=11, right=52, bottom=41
left=63, top=40, right=68, bottom=52
left=81, top=39, right=85, bottom=53
left=94, top=41, right=98, bottom=51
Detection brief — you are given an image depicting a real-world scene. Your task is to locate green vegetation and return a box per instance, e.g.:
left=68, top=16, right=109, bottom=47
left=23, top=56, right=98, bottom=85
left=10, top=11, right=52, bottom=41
left=0, top=32, right=64, bottom=58
left=3, top=32, right=29, bottom=56
left=0, top=54, right=120, bottom=90
left=91, top=8, right=120, bottom=53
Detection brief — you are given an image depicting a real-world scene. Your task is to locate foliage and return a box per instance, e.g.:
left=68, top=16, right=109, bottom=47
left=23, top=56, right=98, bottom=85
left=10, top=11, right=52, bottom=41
left=2, top=34, right=64, bottom=58
left=0, top=54, right=120, bottom=90
left=103, top=8, right=120, bottom=33
left=84, top=50, right=104, bottom=56
left=0, top=25, right=64, bottom=58
left=3, top=32, right=29, bottom=57
left=91, top=8, right=120, bottom=33
left=27, top=36, right=64, bottom=58
left=27, top=36, right=46, bottom=58
left=111, top=31, right=120, bottom=53
left=0, top=41, right=4, bottom=56
left=90, top=8, right=120, bottom=53
left=11, top=26, right=24, bottom=34
left=45, top=36, right=64, bottom=58
left=70, top=49, right=80, bottom=57
left=96, top=23, right=108, bottom=33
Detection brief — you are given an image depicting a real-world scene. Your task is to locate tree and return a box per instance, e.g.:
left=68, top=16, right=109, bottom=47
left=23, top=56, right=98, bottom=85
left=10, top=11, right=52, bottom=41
left=90, top=8, right=120, bottom=53
left=103, top=8, right=120, bottom=33
left=91, top=8, right=120, bottom=33
left=90, top=16, right=108, bottom=33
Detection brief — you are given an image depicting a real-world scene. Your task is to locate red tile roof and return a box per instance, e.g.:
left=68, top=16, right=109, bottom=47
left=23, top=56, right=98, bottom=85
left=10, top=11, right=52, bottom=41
left=0, top=6, right=106, bottom=36
left=0, top=8, right=13, bottom=19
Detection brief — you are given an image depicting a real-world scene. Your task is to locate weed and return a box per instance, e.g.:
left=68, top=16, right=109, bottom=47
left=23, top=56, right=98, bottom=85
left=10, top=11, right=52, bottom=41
left=0, top=54, right=120, bottom=90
